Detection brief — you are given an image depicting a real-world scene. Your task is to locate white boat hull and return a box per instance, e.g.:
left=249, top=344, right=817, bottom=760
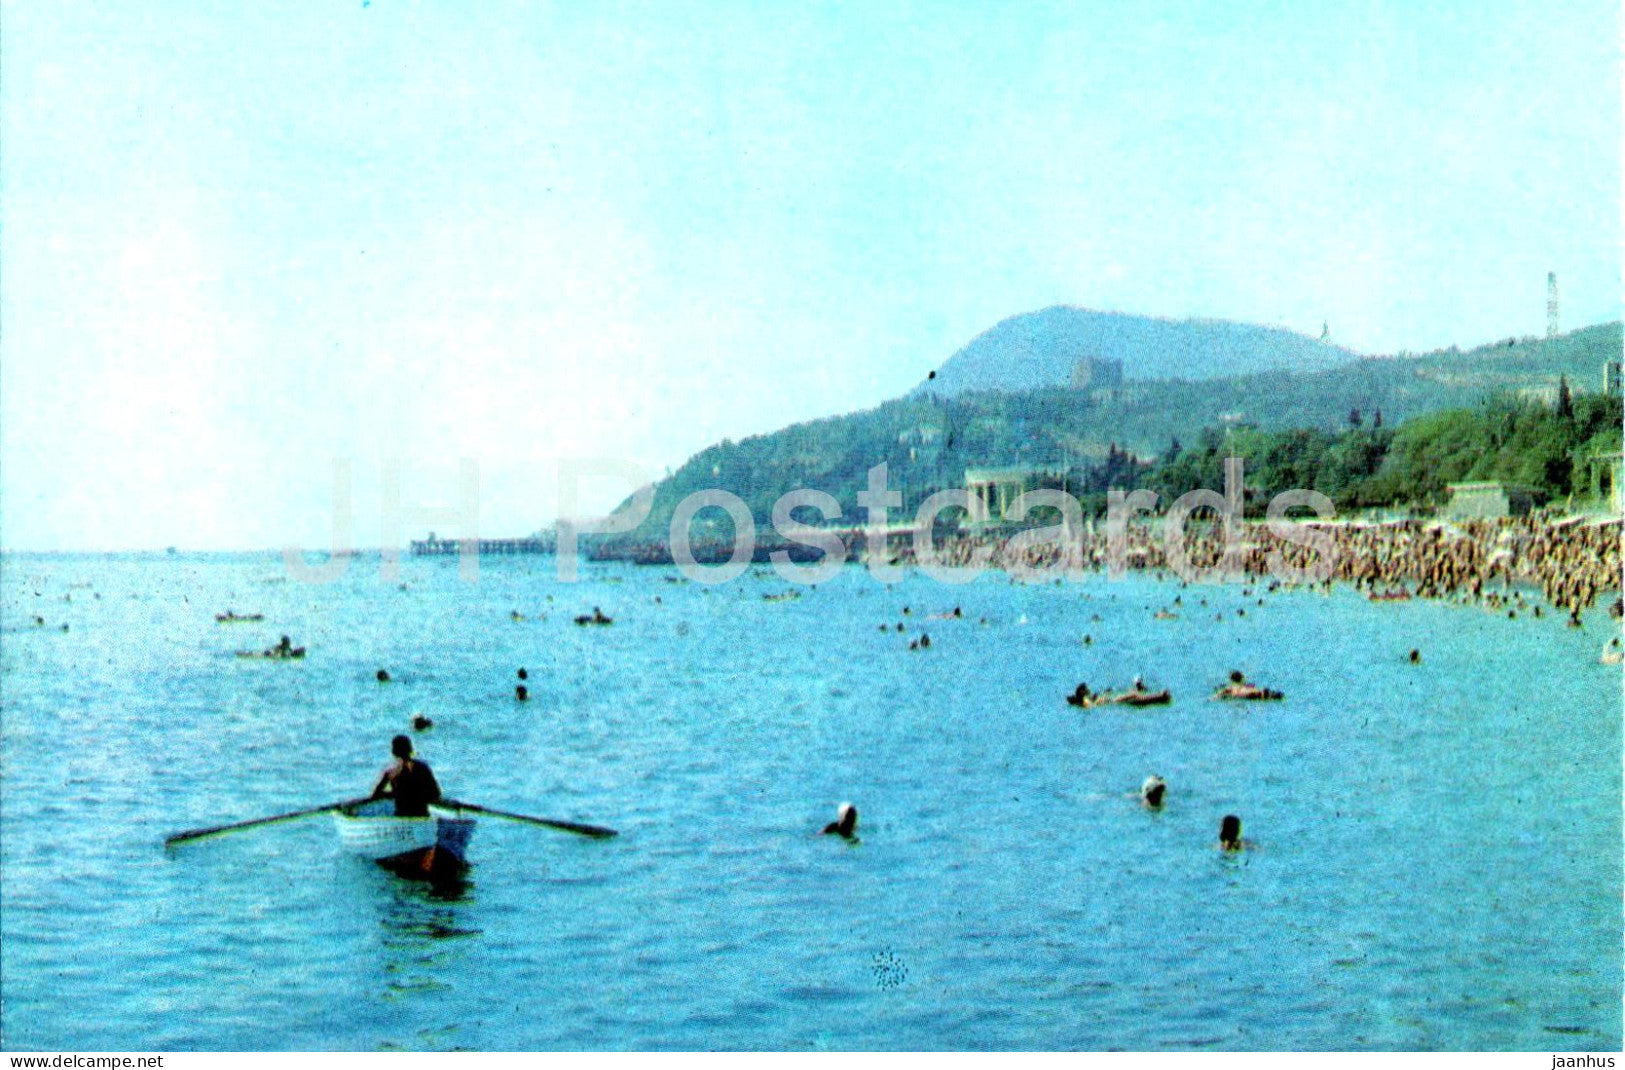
left=332, top=800, right=476, bottom=864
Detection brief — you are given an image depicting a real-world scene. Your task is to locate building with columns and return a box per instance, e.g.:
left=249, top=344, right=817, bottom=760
left=963, top=466, right=1071, bottom=524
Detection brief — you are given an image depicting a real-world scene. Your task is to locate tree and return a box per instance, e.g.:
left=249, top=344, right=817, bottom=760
left=1557, top=375, right=1574, bottom=419
left=1372, top=407, right=1383, bottom=429
left=1348, top=407, right=1363, bottom=428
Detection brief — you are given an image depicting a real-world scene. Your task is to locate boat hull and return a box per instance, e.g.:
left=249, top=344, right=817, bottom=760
left=332, top=801, right=476, bottom=871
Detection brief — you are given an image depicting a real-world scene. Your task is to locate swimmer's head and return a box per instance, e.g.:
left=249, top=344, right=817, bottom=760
left=1219, top=814, right=1242, bottom=850
left=391, top=734, right=413, bottom=759
left=1141, top=776, right=1166, bottom=808
left=1229, top=670, right=1245, bottom=684
left=823, top=802, right=858, bottom=839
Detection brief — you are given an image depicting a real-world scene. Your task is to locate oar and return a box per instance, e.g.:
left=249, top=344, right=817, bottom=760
left=441, top=798, right=618, bottom=839
left=164, top=795, right=376, bottom=846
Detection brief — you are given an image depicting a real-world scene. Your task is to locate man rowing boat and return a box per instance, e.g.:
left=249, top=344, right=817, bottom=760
left=372, top=735, right=442, bottom=817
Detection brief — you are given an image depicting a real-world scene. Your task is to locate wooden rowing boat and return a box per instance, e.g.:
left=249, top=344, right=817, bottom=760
left=332, top=800, right=476, bottom=879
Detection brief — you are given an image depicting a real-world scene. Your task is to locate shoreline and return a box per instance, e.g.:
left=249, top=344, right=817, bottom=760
left=6, top=514, right=1620, bottom=621
left=589, top=513, right=1622, bottom=620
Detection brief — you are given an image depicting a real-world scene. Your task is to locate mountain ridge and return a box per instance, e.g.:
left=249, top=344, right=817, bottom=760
left=911, top=305, right=1362, bottom=398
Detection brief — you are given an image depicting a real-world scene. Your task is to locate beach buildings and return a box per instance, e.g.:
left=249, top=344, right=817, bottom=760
left=1441, top=482, right=1538, bottom=519
left=1585, top=451, right=1624, bottom=513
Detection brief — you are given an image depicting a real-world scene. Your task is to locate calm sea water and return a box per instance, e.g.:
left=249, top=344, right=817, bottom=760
left=1, top=552, right=1619, bottom=1051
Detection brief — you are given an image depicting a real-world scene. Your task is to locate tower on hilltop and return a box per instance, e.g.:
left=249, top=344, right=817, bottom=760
left=1547, top=272, right=1560, bottom=339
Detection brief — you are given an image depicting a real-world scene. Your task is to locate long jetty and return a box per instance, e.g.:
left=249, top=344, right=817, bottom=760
left=410, top=535, right=555, bottom=556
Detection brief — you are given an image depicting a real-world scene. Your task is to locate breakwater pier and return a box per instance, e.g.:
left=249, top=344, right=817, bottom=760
left=409, top=533, right=555, bottom=556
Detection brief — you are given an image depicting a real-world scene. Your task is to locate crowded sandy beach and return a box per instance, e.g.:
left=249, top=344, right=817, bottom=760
left=875, top=512, right=1622, bottom=624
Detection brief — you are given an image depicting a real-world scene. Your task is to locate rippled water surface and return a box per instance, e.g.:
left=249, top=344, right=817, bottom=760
left=2, top=552, right=1619, bottom=1050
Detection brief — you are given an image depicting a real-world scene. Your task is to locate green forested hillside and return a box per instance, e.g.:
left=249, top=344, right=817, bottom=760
left=1149, top=392, right=1622, bottom=513
left=604, top=322, right=1621, bottom=543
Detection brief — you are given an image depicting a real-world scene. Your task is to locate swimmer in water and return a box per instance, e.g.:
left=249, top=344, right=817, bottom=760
left=1141, top=776, right=1166, bottom=809
left=821, top=802, right=858, bottom=841
left=517, top=667, right=528, bottom=680
left=1219, top=814, right=1245, bottom=851
left=1409, top=649, right=1421, bottom=664
left=376, top=669, right=391, bottom=683
left=515, top=684, right=529, bottom=701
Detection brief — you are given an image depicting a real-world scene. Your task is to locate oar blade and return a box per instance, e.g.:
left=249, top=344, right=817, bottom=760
left=165, top=824, right=239, bottom=847
left=443, top=799, right=618, bottom=839
left=536, top=817, right=619, bottom=839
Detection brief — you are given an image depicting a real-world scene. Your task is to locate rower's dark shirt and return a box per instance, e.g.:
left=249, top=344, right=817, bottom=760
left=383, top=759, right=442, bottom=817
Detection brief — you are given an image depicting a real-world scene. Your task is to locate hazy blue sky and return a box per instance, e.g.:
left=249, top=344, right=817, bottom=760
left=3, top=1, right=1619, bottom=550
